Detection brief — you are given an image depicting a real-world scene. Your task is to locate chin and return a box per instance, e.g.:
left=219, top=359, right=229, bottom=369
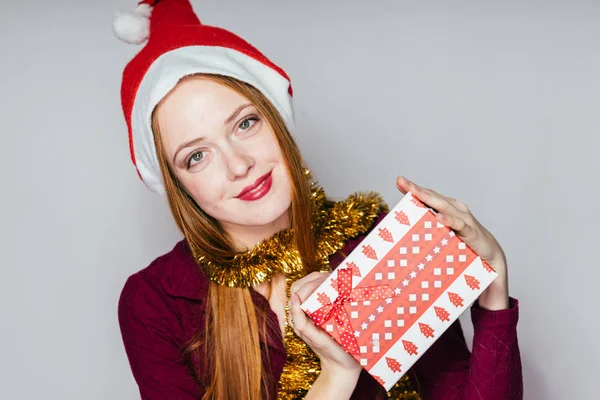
left=227, top=190, right=291, bottom=228
left=243, top=200, right=291, bottom=227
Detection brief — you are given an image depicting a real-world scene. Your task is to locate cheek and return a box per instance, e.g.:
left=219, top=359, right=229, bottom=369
left=259, top=132, right=285, bottom=163
left=258, top=131, right=291, bottom=192
left=179, top=174, right=225, bottom=213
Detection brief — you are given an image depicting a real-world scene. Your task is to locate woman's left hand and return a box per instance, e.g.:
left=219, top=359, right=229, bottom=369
left=396, top=176, right=510, bottom=310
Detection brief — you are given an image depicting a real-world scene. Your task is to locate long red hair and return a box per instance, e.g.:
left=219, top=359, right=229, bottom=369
left=152, top=74, right=318, bottom=399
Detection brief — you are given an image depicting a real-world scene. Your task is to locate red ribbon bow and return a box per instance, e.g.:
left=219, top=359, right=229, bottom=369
left=310, top=267, right=395, bottom=355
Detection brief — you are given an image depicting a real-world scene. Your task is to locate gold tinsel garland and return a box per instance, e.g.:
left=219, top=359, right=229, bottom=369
left=194, top=182, right=421, bottom=399
left=196, top=184, right=386, bottom=288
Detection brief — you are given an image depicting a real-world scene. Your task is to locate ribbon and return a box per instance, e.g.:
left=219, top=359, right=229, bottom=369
left=310, top=267, right=396, bottom=354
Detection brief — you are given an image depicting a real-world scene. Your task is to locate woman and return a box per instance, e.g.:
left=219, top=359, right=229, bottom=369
left=114, top=1, right=523, bottom=399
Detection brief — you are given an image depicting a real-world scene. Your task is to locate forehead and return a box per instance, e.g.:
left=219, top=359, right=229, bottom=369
left=158, top=76, right=247, bottom=118
left=154, top=77, right=250, bottom=146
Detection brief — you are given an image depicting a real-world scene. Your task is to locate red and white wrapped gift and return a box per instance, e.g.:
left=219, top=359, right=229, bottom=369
left=300, top=191, right=499, bottom=391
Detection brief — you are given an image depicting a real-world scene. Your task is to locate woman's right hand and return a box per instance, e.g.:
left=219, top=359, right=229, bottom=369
left=289, top=272, right=362, bottom=399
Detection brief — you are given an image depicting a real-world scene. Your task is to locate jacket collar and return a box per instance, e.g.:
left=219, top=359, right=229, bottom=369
left=160, top=239, right=286, bottom=355
left=161, top=240, right=209, bottom=301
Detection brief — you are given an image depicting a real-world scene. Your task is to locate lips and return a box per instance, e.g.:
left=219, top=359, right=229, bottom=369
left=235, top=172, right=273, bottom=201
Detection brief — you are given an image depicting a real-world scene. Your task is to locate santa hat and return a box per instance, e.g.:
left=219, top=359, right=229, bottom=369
left=113, top=0, right=294, bottom=194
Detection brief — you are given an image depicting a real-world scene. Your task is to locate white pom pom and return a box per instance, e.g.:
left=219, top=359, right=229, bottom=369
left=112, top=4, right=152, bottom=45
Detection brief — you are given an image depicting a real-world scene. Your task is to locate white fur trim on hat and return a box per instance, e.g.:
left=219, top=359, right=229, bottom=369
left=131, top=46, right=295, bottom=195
left=112, top=4, right=153, bottom=45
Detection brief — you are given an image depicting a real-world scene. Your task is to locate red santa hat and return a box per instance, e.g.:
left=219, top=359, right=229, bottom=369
left=113, top=0, right=294, bottom=194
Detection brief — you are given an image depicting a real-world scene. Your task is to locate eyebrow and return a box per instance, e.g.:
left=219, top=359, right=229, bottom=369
left=224, top=103, right=253, bottom=125
left=171, top=103, right=253, bottom=165
left=172, top=136, right=205, bottom=165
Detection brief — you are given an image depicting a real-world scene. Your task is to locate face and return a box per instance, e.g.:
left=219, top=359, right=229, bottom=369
left=155, top=76, right=292, bottom=245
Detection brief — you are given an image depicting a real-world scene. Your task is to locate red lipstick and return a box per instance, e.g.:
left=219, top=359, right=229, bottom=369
left=236, top=172, right=273, bottom=201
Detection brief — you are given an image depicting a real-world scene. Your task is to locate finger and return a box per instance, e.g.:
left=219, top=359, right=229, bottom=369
left=290, top=271, right=328, bottom=296
left=396, top=176, right=411, bottom=194
left=289, top=292, right=327, bottom=340
left=398, top=177, right=480, bottom=232
left=290, top=272, right=328, bottom=300
left=420, top=188, right=477, bottom=226
left=436, top=212, right=477, bottom=239
left=397, top=177, right=457, bottom=211
left=293, top=275, right=328, bottom=302
left=445, top=197, right=470, bottom=214
left=410, top=183, right=462, bottom=217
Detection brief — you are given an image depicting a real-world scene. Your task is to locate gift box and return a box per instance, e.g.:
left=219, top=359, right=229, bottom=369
left=300, top=191, right=499, bottom=391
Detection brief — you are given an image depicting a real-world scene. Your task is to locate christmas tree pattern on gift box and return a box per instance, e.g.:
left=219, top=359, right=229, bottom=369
left=337, top=209, right=481, bottom=370
left=464, top=275, right=481, bottom=290
left=434, top=306, right=451, bottom=322
left=418, top=322, right=435, bottom=339
left=386, top=357, right=402, bottom=373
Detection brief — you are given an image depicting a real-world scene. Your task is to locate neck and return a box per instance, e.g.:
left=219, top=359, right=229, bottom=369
left=222, top=208, right=291, bottom=251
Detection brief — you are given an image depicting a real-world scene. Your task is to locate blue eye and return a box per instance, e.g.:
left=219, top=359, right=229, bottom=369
left=187, top=151, right=206, bottom=168
left=238, top=116, right=259, bottom=133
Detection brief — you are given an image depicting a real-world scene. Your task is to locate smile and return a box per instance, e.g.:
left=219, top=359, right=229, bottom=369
left=236, top=172, right=273, bottom=201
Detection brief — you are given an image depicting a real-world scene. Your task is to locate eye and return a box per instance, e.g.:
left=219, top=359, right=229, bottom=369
left=186, top=150, right=207, bottom=169
left=237, top=116, right=259, bottom=134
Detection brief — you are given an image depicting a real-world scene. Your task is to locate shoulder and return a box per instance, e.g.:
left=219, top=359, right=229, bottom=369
left=116, top=242, right=208, bottom=398
left=118, top=240, right=210, bottom=320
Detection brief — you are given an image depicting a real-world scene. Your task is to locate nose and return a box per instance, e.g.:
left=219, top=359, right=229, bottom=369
left=222, top=144, right=254, bottom=181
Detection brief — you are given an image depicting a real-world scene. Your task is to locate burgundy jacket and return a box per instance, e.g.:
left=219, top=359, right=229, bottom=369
left=118, top=226, right=523, bottom=399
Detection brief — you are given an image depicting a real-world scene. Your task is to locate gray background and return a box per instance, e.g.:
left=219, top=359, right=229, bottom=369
left=3, top=0, right=599, bottom=398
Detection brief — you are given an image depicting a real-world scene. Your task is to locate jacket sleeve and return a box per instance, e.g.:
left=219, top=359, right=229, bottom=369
left=412, top=298, right=523, bottom=400
left=118, top=274, right=202, bottom=400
